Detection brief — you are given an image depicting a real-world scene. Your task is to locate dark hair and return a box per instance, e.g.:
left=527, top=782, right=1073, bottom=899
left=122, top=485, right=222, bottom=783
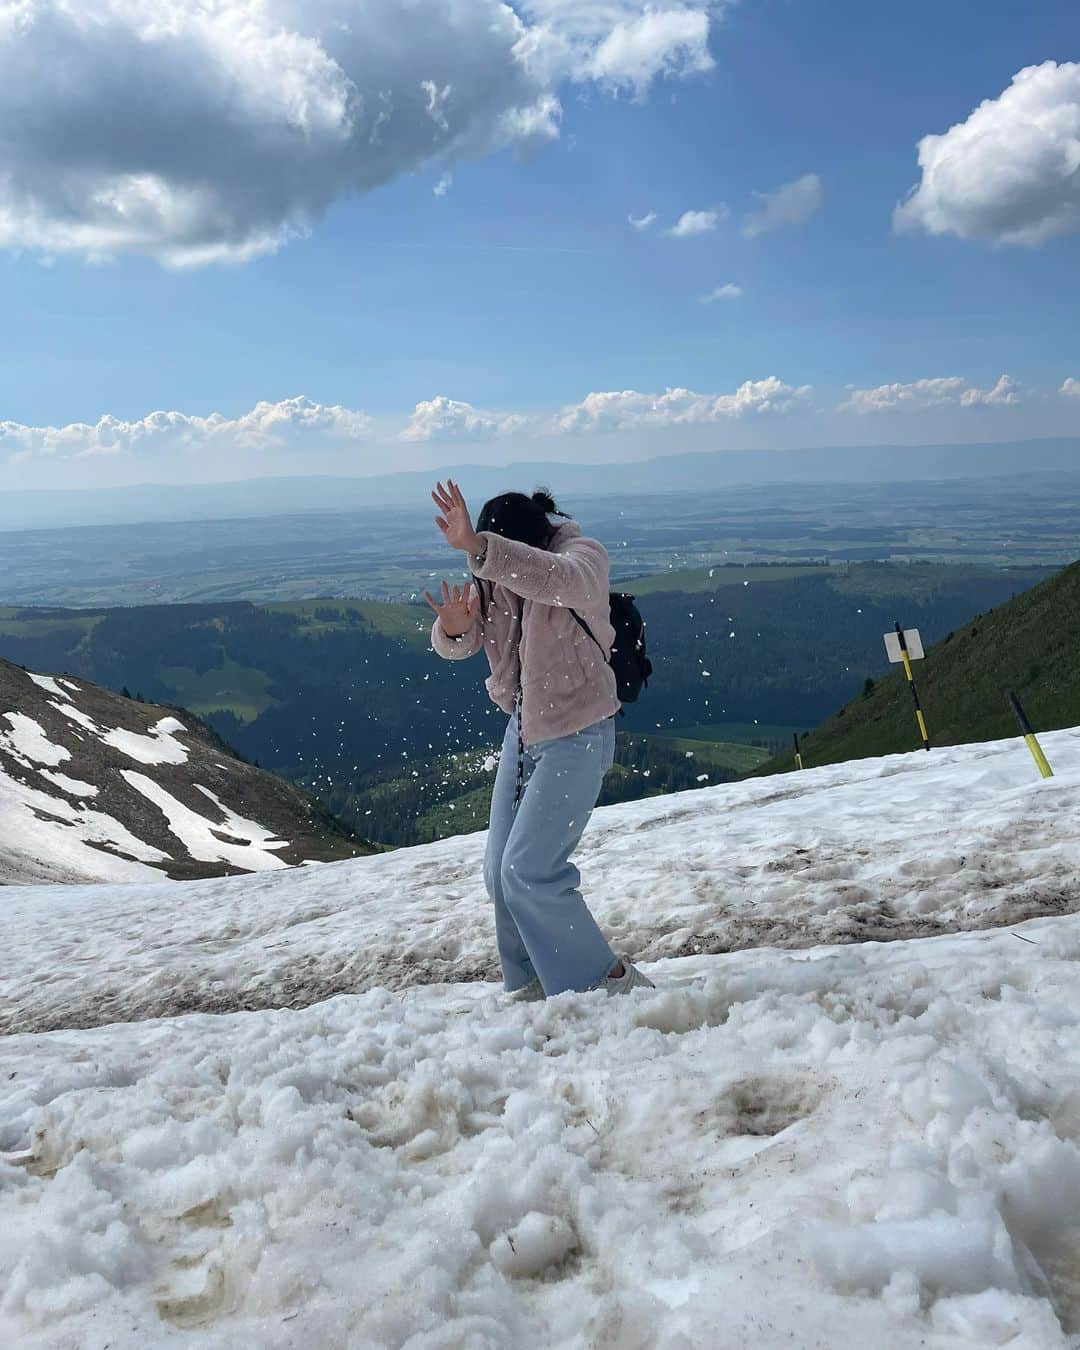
left=473, top=488, right=568, bottom=614
left=475, top=488, right=566, bottom=548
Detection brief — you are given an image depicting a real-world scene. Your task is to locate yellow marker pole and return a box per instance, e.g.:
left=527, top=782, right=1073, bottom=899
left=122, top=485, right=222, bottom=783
left=895, top=622, right=930, bottom=751
left=793, top=733, right=804, bottom=771
left=1008, top=692, right=1054, bottom=779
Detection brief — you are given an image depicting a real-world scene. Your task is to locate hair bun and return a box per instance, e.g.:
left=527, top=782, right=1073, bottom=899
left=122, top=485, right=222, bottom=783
left=531, top=488, right=557, bottom=514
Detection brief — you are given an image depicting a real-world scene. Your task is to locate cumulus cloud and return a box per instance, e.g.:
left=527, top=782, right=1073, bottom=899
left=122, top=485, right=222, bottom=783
left=433, top=173, right=453, bottom=198
left=701, top=283, right=742, bottom=301
left=742, top=173, right=823, bottom=238
left=0, top=0, right=722, bottom=267
left=840, top=375, right=1020, bottom=414
left=554, top=378, right=812, bottom=431
left=1, top=397, right=373, bottom=462
left=584, top=6, right=713, bottom=94
left=894, top=62, right=1080, bottom=247
left=667, top=208, right=723, bottom=237
left=1061, top=378, right=1080, bottom=399
left=628, top=211, right=658, bottom=230
left=401, top=397, right=528, bottom=443
left=402, top=377, right=810, bottom=440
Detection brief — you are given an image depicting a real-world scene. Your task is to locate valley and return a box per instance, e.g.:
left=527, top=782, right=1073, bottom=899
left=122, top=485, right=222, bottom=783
left=0, top=558, right=1054, bottom=845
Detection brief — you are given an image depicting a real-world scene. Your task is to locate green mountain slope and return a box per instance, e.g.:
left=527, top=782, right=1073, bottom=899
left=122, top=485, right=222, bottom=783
left=759, top=561, right=1080, bottom=773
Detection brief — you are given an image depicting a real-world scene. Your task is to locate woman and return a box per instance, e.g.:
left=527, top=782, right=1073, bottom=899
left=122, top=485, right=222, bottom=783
left=424, top=480, right=654, bottom=1001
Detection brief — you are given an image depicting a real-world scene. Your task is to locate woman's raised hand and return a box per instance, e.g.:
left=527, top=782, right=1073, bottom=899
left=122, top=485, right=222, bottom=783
left=432, top=479, right=481, bottom=553
left=423, top=579, right=481, bottom=637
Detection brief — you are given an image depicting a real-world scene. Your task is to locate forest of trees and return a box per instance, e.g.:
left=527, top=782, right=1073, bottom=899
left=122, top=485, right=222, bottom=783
left=0, top=562, right=1050, bottom=844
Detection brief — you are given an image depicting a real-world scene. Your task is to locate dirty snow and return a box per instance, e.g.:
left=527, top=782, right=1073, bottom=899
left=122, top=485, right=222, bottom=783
left=100, top=715, right=190, bottom=766
left=3, top=729, right=1080, bottom=1346
left=4, top=726, right=1078, bottom=1033
left=4, top=919, right=1080, bottom=1346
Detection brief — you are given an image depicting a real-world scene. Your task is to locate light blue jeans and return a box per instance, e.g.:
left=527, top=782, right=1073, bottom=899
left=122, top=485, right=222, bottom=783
left=484, top=713, right=618, bottom=996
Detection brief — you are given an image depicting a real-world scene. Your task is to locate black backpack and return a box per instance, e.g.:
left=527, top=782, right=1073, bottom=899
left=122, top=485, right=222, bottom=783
left=571, top=592, right=653, bottom=704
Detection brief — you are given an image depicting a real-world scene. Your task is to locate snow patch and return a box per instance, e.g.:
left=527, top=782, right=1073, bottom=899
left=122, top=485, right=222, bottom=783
left=122, top=772, right=288, bottom=871
left=38, top=770, right=98, bottom=799
left=0, top=713, right=70, bottom=767
left=0, top=772, right=165, bottom=885
left=50, top=701, right=100, bottom=732
left=100, top=716, right=190, bottom=766
left=27, top=673, right=69, bottom=700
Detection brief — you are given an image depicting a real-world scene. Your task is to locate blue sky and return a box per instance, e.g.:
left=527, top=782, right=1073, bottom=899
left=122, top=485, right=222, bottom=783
left=1, top=0, right=1078, bottom=489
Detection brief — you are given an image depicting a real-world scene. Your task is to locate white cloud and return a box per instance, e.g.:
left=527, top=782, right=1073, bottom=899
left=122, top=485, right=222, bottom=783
left=554, top=378, right=812, bottom=431
left=701, top=283, right=742, bottom=302
left=404, top=376, right=810, bottom=440
left=742, top=173, right=823, bottom=238
left=628, top=211, right=657, bottom=230
left=667, top=208, right=723, bottom=238
left=0, top=1, right=722, bottom=267
left=433, top=173, right=453, bottom=198
left=840, top=375, right=1020, bottom=414
left=585, top=7, right=713, bottom=95
left=894, top=62, right=1080, bottom=247
left=1061, top=378, right=1080, bottom=400
left=401, top=397, right=528, bottom=443
left=519, top=2, right=719, bottom=93
left=1, top=397, right=373, bottom=462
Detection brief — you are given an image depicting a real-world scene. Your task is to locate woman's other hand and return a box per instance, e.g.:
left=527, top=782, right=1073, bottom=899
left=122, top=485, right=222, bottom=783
left=432, top=480, right=482, bottom=553
left=423, top=579, right=481, bottom=637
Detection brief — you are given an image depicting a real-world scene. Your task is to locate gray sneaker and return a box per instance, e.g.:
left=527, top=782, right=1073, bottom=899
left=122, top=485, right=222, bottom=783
left=506, top=978, right=545, bottom=1003
left=602, top=958, right=655, bottom=996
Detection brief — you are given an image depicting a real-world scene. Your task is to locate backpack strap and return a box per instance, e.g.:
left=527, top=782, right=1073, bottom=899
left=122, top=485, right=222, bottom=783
left=569, top=608, right=604, bottom=656
left=569, top=608, right=624, bottom=716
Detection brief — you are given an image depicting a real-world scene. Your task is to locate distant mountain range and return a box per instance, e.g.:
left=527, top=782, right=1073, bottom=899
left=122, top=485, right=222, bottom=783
left=0, top=659, right=372, bottom=884
left=4, top=437, right=1079, bottom=530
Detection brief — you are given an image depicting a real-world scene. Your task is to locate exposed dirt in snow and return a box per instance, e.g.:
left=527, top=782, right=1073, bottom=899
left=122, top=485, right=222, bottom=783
left=4, top=727, right=1080, bottom=1035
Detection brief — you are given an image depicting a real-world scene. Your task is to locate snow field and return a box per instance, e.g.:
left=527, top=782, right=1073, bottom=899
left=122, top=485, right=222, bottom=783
left=4, top=726, right=1080, bottom=1344
left=4, top=726, right=1080, bottom=1034
left=4, top=916, right=1080, bottom=1347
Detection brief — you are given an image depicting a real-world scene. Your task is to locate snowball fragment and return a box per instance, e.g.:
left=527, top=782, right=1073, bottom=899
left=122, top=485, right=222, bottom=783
left=490, top=1212, right=576, bottom=1278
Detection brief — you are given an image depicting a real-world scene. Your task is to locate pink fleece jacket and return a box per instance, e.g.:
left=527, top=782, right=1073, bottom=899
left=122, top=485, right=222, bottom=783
left=430, top=520, right=620, bottom=745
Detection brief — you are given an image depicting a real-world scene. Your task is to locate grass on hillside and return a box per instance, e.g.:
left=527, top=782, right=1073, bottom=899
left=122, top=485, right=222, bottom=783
left=670, top=722, right=804, bottom=747
left=617, top=564, right=830, bottom=596
left=619, top=560, right=1050, bottom=603
left=264, top=598, right=431, bottom=644
left=0, top=611, right=101, bottom=643
left=826, top=562, right=1049, bottom=603
left=647, top=735, right=770, bottom=775
left=157, top=659, right=278, bottom=723
left=756, top=560, right=1080, bottom=775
